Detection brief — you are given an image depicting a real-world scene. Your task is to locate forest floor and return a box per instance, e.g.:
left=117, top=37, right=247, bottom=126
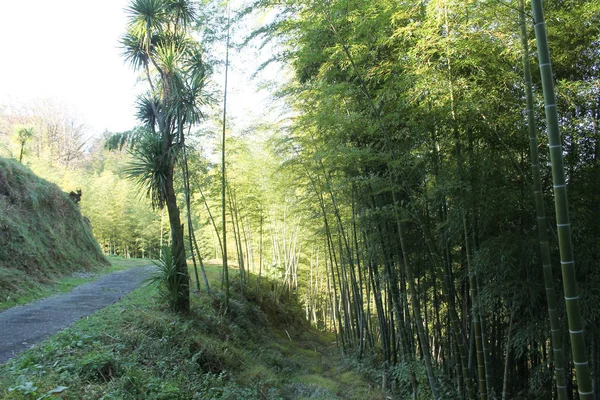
left=0, top=260, right=386, bottom=400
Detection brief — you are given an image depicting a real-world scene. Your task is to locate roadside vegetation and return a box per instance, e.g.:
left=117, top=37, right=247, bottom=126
left=0, top=269, right=384, bottom=400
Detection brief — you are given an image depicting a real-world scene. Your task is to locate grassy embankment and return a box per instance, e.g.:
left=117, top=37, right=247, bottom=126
left=0, top=264, right=385, bottom=399
left=0, top=157, right=109, bottom=310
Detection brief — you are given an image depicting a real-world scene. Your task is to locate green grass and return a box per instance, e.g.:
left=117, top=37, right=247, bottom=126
left=294, top=374, right=340, bottom=393
left=105, top=256, right=153, bottom=270
left=188, top=263, right=223, bottom=291
left=0, top=256, right=151, bottom=311
left=0, top=270, right=384, bottom=399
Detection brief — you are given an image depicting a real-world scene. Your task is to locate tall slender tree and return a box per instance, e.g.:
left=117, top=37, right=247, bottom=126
left=221, top=3, right=231, bottom=311
left=118, top=0, right=208, bottom=312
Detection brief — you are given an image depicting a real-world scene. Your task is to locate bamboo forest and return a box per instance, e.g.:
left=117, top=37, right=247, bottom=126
left=0, top=0, right=599, bottom=399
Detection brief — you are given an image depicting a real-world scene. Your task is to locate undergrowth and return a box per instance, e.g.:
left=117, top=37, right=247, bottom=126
left=0, top=272, right=384, bottom=399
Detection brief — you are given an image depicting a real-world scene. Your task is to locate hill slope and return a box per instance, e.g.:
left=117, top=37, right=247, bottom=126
left=0, top=157, right=108, bottom=303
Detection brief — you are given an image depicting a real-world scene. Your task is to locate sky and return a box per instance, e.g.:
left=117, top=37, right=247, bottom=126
left=0, top=0, right=140, bottom=135
left=0, top=0, right=282, bottom=141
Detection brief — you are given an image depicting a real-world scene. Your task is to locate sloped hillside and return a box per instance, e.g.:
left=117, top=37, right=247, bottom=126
left=0, top=157, right=108, bottom=302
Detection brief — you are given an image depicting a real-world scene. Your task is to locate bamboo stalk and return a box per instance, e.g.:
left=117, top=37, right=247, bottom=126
left=518, top=1, right=567, bottom=397
left=530, top=1, right=593, bottom=397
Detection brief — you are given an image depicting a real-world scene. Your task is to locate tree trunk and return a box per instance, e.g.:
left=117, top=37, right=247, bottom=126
left=165, top=171, right=189, bottom=312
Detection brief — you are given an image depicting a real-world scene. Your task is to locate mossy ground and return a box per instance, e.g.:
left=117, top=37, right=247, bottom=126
left=0, top=264, right=385, bottom=399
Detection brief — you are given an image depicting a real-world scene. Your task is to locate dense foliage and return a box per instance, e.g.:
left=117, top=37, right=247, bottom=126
left=240, top=0, right=600, bottom=398
left=1, top=0, right=598, bottom=398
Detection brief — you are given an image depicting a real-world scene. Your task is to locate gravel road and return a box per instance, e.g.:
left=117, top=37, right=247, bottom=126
left=0, top=265, right=154, bottom=364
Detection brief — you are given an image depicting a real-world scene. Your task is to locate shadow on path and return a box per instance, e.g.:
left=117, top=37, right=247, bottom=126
left=0, top=265, right=154, bottom=364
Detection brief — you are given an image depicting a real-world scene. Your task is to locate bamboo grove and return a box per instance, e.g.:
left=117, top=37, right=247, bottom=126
left=236, top=0, right=600, bottom=398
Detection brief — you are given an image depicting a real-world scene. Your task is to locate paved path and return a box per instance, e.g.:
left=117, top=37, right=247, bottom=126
left=0, top=266, right=154, bottom=364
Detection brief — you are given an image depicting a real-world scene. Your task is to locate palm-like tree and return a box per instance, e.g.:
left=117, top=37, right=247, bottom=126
left=118, top=0, right=208, bottom=312
left=16, top=127, right=34, bottom=164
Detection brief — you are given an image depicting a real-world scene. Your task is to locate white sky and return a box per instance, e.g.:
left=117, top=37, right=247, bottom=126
left=0, top=0, right=139, bottom=135
left=0, top=0, right=282, bottom=140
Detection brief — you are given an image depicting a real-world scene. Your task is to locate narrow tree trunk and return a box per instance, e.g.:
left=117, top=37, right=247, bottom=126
left=258, top=208, right=263, bottom=291
left=221, top=4, right=231, bottom=310
left=464, top=216, right=487, bottom=400
left=182, top=147, right=209, bottom=292
left=190, top=222, right=210, bottom=293
left=502, top=308, right=515, bottom=400
left=228, top=187, right=245, bottom=286
left=243, top=215, right=254, bottom=274
left=477, top=278, right=493, bottom=397
left=232, top=190, right=246, bottom=282
left=19, top=143, right=25, bottom=163
left=198, top=185, right=223, bottom=257
left=187, top=222, right=201, bottom=291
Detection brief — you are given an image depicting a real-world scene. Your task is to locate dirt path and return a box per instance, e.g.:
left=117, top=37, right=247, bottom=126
left=0, top=266, right=154, bottom=364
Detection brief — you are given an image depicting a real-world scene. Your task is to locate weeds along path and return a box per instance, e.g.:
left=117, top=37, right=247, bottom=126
left=0, top=265, right=154, bottom=364
left=276, top=332, right=383, bottom=399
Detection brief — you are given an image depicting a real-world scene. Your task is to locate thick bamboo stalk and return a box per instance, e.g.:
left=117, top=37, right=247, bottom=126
left=531, top=1, right=593, bottom=397
left=518, top=1, right=567, bottom=397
